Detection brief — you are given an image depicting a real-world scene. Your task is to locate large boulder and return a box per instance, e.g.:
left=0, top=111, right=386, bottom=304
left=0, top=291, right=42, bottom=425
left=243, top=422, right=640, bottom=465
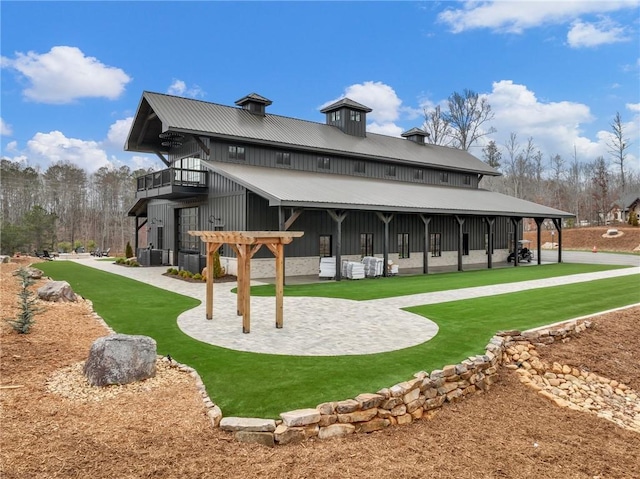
left=83, top=334, right=157, bottom=387
left=37, top=280, right=77, bottom=302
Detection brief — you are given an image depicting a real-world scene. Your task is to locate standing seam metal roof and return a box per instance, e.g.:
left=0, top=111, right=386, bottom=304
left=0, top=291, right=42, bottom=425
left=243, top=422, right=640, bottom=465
left=136, top=92, right=500, bottom=176
left=202, top=161, right=574, bottom=218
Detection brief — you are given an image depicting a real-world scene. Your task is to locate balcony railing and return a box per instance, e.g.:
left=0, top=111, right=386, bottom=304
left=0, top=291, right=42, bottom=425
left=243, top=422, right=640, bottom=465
left=136, top=168, right=208, bottom=192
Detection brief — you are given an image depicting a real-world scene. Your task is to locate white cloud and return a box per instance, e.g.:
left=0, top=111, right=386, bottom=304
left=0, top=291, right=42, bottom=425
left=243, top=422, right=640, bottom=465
left=167, top=79, right=204, bottom=98
left=627, top=103, right=640, bottom=113
left=1, top=46, right=131, bottom=104
left=0, top=118, right=12, bottom=136
left=5, top=141, right=18, bottom=152
left=27, top=131, right=111, bottom=172
left=367, top=122, right=404, bottom=137
left=567, top=19, right=629, bottom=48
left=438, top=1, right=636, bottom=34
left=106, top=117, right=133, bottom=147
left=485, top=80, right=600, bottom=159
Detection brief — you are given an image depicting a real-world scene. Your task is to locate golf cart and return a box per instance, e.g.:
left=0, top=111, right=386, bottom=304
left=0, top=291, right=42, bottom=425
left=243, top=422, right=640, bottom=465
left=507, top=239, right=533, bottom=263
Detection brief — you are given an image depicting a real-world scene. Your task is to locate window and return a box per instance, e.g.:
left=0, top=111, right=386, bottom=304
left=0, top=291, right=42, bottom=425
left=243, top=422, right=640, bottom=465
left=276, top=151, right=291, bottom=166
left=350, top=110, right=361, bottom=122
left=178, top=207, right=199, bottom=252
left=173, top=155, right=202, bottom=185
left=385, top=165, right=396, bottom=177
left=157, top=226, right=164, bottom=250
left=317, top=157, right=331, bottom=170
left=430, top=233, right=441, bottom=257
left=330, top=111, right=341, bottom=122
left=414, top=169, right=424, bottom=180
left=397, top=233, right=409, bottom=259
left=354, top=161, right=366, bottom=174
left=360, top=233, right=373, bottom=257
left=462, top=233, right=469, bottom=256
left=464, top=175, right=471, bottom=185
left=228, top=145, right=245, bottom=161
left=440, top=171, right=449, bottom=183
left=319, top=235, right=332, bottom=257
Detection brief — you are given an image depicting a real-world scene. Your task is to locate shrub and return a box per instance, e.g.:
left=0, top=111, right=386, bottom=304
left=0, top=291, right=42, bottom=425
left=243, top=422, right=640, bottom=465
left=5, top=268, right=42, bottom=334
left=193, top=273, right=203, bottom=280
left=631, top=214, right=639, bottom=227
left=57, top=241, right=72, bottom=253
left=213, top=251, right=223, bottom=278
left=125, top=241, right=134, bottom=258
left=129, top=260, right=140, bottom=267
left=167, top=267, right=175, bottom=274
left=115, top=258, right=125, bottom=265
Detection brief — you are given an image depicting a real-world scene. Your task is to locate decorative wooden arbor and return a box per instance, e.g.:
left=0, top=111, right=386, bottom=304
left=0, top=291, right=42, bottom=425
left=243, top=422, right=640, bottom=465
left=188, top=231, right=304, bottom=333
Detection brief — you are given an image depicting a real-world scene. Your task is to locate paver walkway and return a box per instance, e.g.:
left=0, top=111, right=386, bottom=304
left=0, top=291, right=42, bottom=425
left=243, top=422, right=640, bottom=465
left=69, top=258, right=639, bottom=356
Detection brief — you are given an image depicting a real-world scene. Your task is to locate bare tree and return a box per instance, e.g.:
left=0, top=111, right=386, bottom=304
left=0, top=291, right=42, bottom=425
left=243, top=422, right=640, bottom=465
left=590, top=156, right=610, bottom=225
left=442, top=89, right=496, bottom=151
left=607, top=112, right=630, bottom=192
left=422, top=105, right=453, bottom=146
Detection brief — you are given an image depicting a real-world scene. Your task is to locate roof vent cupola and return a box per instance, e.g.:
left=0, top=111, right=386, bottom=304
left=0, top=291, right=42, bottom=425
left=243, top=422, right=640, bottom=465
left=401, top=127, right=429, bottom=145
left=235, top=93, right=272, bottom=116
left=320, top=97, right=372, bottom=137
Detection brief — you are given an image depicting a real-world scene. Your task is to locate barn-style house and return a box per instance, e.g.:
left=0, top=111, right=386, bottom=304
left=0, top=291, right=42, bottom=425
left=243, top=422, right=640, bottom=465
left=126, top=91, right=572, bottom=279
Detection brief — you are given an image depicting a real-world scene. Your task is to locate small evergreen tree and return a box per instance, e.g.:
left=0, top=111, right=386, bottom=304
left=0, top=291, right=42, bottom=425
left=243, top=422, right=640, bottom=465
left=213, top=251, right=223, bottom=278
left=125, top=241, right=134, bottom=258
left=5, top=268, right=42, bottom=334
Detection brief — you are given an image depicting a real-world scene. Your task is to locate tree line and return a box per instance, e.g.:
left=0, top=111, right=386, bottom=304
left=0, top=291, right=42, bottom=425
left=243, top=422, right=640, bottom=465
left=0, top=159, right=150, bottom=255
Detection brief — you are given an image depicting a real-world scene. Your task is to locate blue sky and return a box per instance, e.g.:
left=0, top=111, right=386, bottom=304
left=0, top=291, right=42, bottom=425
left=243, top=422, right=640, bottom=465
left=1, top=1, right=639, bottom=174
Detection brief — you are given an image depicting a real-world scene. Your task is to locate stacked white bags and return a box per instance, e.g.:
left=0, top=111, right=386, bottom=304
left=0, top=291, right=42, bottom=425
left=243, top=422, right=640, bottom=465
left=319, top=257, right=336, bottom=278
left=342, top=261, right=365, bottom=280
left=362, top=256, right=384, bottom=278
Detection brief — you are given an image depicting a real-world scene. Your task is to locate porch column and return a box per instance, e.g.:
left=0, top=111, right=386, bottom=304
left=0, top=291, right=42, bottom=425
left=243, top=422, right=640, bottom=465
left=327, top=210, right=347, bottom=281
left=484, top=216, right=495, bottom=269
left=420, top=214, right=431, bottom=274
left=510, top=217, right=521, bottom=267
left=552, top=218, right=563, bottom=263
left=376, top=212, right=394, bottom=277
left=455, top=215, right=465, bottom=272
left=534, top=218, right=544, bottom=265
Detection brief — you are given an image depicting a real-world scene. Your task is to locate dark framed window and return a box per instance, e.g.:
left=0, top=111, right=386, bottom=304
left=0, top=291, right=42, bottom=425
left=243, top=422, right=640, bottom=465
left=229, top=145, right=245, bottom=161
left=464, top=175, right=471, bottom=185
left=440, top=171, right=449, bottom=183
left=354, top=161, right=366, bottom=174
left=350, top=110, right=361, bottom=122
left=157, top=226, right=164, bottom=250
left=398, top=233, right=409, bottom=259
left=462, top=232, right=469, bottom=256
left=430, top=233, right=441, bottom=257
left=178, top=207, right=199, bottom=251
left=414, top=169, right=424, bottom=180
left=386, top=165, right=396, bottom=177
left=276, top=151, right=291, bottom=166
left=330, top=111, right=341, bottom=122
left=360, top=233, right=373, bottom=257
left=317, top=157, right=331, bottom=170
left=319, top=235, right=332, bottom=257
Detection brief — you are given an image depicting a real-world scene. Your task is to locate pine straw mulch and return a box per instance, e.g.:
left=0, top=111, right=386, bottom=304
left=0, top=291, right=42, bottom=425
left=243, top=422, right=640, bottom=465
left=1, top=259, right=639, bottom=479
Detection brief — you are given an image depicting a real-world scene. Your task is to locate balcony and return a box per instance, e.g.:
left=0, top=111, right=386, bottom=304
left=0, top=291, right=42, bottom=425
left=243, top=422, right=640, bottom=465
left=135, top=168, right=208, bottom=200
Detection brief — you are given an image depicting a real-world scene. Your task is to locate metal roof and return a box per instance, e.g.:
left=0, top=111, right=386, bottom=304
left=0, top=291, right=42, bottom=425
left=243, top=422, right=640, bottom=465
left=202, top=161, right=574, bottom=218
left=126, top=92, right=500, bottom=176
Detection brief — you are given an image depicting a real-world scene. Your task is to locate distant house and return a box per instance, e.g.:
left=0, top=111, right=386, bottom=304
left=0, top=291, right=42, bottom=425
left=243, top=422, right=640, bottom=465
left=125, top=91, right=573, bottom=278
left=607, top=193, right=640, bottom=224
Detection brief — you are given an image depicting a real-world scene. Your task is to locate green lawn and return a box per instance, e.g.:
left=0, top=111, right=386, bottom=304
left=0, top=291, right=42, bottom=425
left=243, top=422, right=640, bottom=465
left=38, top=262, right=639, bottom=418
left=249, top=263, right=628, bottom=300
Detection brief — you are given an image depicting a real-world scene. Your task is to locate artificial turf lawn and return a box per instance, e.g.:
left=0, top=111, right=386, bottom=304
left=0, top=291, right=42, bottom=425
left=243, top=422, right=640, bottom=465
left=248, top=263, right=628, bottom=300
left=38, top=262, right=639, bottom=418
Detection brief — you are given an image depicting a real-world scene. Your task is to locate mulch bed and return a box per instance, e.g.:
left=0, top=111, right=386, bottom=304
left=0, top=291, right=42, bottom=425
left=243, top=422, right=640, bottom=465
left=1, top=259, right=639, bottom=478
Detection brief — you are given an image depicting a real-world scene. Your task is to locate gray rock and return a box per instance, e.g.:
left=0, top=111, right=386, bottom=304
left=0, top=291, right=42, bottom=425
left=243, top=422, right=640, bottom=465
left=0, top=255, right=10, bottom=264
left=220, top=417, right=276, bottom=432
left=83, top=334, right=157, bottom=386
left=234, top=431, right=275, bottom=448
left=37, top=280, right=77, bottom=302
left=280, top=408, right=321, bottom=427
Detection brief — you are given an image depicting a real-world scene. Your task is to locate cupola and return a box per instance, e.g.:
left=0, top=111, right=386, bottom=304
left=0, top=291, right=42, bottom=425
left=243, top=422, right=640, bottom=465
left=320, top=97, right=372, bottom=137
left=401, top=127, right=429, bottom=145
left=235, top=93, right=272, bottom=116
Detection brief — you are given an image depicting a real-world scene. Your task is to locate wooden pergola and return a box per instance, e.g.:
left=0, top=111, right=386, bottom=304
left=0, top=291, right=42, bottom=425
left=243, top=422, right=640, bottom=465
left=188, top=231, right=304, bottom=333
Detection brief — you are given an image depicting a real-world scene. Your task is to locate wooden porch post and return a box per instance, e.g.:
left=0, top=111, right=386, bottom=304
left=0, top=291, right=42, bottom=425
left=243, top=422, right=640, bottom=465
left=420, top=214, right=431, bottom=274
left=455, top=216, right=465, bottom=272
left=485, top=216, right=495, bottom=269
left=327, top=210, right=347, bottom=281
left=510, top=217, right=521, bottom=267
left=535, top=218, right=544, bottom=265
left=553, top=218, right=563, bottom=263
left=376, top=212, right=394, bottom=277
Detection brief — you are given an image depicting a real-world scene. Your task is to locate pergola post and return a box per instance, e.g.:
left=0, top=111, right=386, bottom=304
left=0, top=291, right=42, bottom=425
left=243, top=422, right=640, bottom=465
left=205, top=242, right=222, bottom=319
left=419, top=214, right=431, bottom=274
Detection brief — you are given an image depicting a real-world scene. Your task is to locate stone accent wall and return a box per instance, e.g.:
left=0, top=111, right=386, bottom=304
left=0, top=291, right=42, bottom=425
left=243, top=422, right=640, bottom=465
left=214, top=318, right=604, bottom=447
